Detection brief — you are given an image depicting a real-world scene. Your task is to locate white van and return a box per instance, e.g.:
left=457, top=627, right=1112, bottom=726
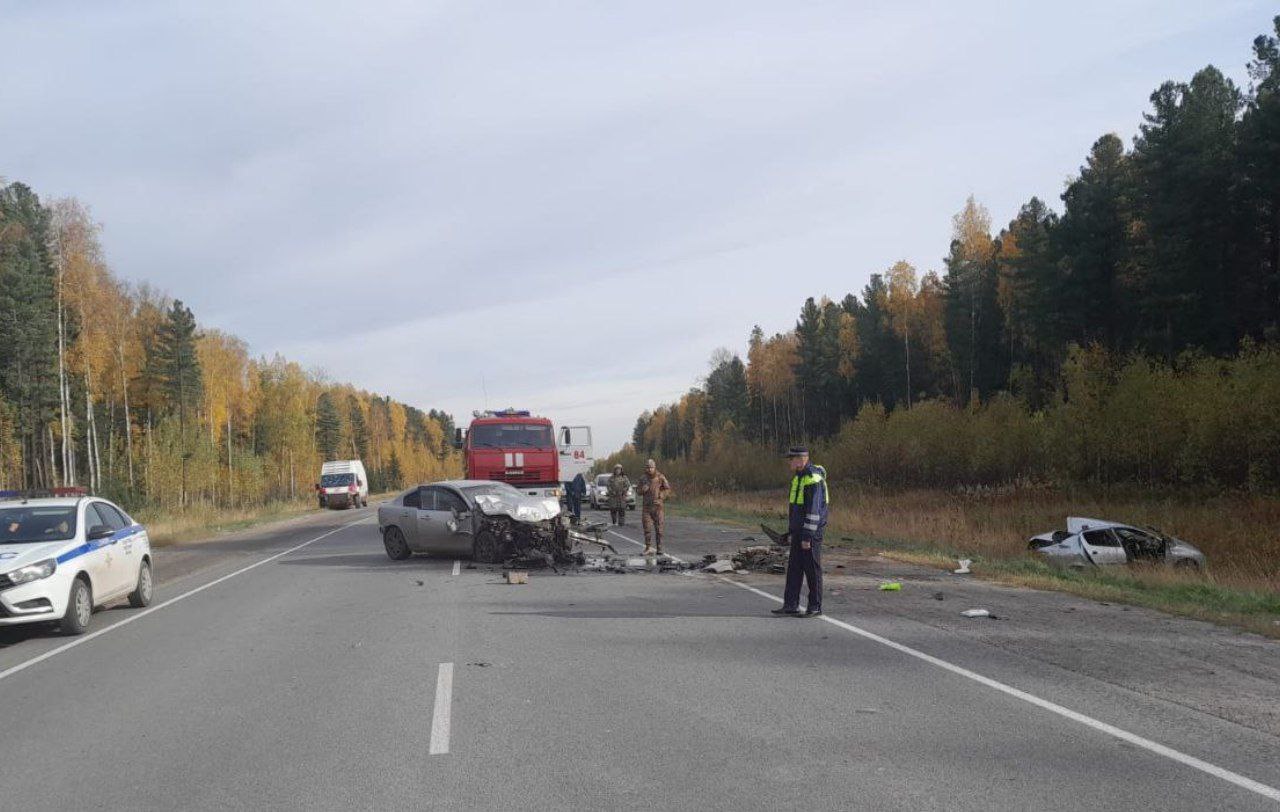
left=317, top=460, right=369, bottom=509
left=557, top=426, right=594, bottom=488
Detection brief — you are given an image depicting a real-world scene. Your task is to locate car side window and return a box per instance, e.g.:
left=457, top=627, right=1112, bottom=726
left=84, top=503, right=111, bottom=534
left=1083, top=529, right=1120, bottom=547
left=419, top=487, right=440, bottom=511
left=96, top=503, right=129, bottom=530
left=437, top=490, right=467, bottom=514
left=402, top=489, right=421, bottom=509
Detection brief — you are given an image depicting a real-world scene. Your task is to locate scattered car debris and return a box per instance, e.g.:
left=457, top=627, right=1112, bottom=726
left=932, top=592, right=945, bottom=601
left=759, top=523, right=789, bottom=545
left=505, top=571, right=529, bottom=584
left=466, top=661, right=491, bottom=668
left=729, top=545, right=789, bottom=573
left=961, top=608, right=998, bottom=619
left=414, top=579, right=425, bottom=586
left=702, top=560, right=735, bottom=574
left=954, top=559, right=972, bottom=574
left=878, top=582, right=902, bottom=591
left=1028, top=517, right=1206, bottom=569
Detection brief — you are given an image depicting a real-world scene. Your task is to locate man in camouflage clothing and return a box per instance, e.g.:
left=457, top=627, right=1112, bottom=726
left=606, top=464, right=631, bottom=526
left=638, top=458, right=673, bottom=556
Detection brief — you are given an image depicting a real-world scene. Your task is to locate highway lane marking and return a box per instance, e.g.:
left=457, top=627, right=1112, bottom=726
left=452, top=560, right=461, bottom=576
left=0, top=515, right=373, bottom=685
left=607, top=522, right=1280, bottom=802
left=429, top=662, right=454, bottom=755
left=606, top=529, right=687, bottom=564
left=723, top=577, right=1280, bottom=803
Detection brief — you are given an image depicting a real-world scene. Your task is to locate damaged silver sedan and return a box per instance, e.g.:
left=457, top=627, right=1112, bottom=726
left=377, top=479, right=614, bottom=567
left=1028, top=517, right=1206, bottom=570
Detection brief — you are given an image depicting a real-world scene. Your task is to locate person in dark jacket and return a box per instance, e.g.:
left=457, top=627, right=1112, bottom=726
left=568, top=472, right=587, bottom=524
left=772, top=446, right=828, bottom=618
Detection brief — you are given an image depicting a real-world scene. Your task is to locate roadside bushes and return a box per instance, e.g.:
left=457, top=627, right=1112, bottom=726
left=606, top=343, right=1280, bottom=493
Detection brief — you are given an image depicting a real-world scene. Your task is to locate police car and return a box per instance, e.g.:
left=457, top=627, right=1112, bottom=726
left=0, top=490, right=153, bottom=635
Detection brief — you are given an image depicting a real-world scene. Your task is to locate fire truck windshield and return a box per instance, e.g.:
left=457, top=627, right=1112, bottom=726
left=470, top=423, right=553, bottom=449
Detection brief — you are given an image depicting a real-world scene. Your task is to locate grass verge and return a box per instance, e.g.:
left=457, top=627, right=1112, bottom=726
left=670, top=494, right=1280, bottom=639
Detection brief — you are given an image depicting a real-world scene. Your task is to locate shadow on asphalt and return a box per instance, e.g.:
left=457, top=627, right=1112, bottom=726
left=487, top=609, right=763, bottom=619
left=278, top=553, right=462, bottom=572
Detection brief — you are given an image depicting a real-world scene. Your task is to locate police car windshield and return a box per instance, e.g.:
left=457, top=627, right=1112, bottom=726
left=321, top=473, right=355, bottom=487
left=470, top=424, right=553, bottom=449
left=0, top=506, right=78, bottom=543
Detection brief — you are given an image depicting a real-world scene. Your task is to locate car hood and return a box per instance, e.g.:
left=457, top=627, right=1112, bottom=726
left=0, top=540, right=73, bottom=570
left=472, top=492, right=561, bottom=523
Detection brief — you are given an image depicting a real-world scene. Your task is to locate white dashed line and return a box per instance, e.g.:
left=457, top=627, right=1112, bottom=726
left=451, top=560, right=461, bottom=576
left=429, top=662, right=454, bottom=755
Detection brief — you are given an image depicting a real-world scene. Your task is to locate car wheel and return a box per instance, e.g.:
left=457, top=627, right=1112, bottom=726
left=383, top=527, right=412, bottom=561
left=128, top=560, right=154, bottom=608
left=61, top=577, right=93, bottom=635
left=473, top=530, right=501, bottom=564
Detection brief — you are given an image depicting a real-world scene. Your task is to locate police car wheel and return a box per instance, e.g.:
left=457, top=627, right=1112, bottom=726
left=383, top=527, right=412, bottom=561
left=128, top=560, right=154, bottom=608
left=61, top=578, right=93, bottom=636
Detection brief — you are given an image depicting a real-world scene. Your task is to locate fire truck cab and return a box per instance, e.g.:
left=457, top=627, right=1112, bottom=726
left=455, top=409, right=563, bottom=499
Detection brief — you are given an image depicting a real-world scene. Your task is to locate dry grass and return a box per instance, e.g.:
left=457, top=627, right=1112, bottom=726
left=672, top=486, right=1280, bottom=635
left=135, top=499, right=323, bottom=547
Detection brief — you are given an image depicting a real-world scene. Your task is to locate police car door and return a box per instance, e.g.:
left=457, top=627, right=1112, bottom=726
left=82, top=502, right=126, bottom=599
left=100, top=503, right=142, bottom=590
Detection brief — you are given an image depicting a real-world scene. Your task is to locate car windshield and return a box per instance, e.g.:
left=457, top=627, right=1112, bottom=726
left=470, top=423, right=553, bottom=449
left=321, top=473, right=355, bottom=487
left=0, top=506, right=78, bottom=543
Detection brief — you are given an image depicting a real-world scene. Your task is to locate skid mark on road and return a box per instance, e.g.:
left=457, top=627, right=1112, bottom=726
left=0, top=516, right=373, bottom=685
left=430, top=662, right=454, bottom=755
left=721, top=577, right=1280, bottom=803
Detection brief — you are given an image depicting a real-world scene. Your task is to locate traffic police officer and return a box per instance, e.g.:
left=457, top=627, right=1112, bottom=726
left=772, top=446, right=828, bottom=617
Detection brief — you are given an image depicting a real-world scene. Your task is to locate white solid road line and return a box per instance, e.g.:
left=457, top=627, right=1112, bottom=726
left=606, top=528, right=687, bottom=564
left=452, top=560, right=461, bottom=576
left=429, top=662, right=454, bottom=755
left=722, top=577, right=1280, bottom=803
left=0, top=515, right=372, bottom=686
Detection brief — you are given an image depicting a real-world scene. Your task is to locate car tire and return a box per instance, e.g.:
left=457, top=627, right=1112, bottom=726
left=128, top=560, right=154, bottom=608
left=61, top=577, right=93, bottom=636
left=473, top=530, right=501, bottom=564
left=383, top=526, right=412, bottom=560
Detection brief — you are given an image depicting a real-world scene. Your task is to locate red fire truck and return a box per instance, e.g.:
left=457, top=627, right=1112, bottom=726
left=454, top=409, right=563, bottom=498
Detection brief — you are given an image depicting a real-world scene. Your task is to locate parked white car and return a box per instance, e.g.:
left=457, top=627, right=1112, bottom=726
left=0, top=493, right=153, bottom=635
left=1028, top=517, right=1206, bottom=569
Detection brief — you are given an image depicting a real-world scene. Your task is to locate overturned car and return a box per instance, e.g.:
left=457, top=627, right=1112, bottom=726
left=377, top=480, right=613, bottom=568
left=1028, top=517, right=1206, bottom=570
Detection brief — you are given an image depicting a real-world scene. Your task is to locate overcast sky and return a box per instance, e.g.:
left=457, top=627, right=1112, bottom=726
left=2, top=1, right=1274, bottom=453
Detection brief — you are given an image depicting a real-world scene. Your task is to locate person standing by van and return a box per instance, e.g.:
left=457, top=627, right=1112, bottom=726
left=606, top=464, right=631, bottom=526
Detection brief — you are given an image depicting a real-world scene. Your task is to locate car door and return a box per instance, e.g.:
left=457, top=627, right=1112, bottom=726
left=1080, top=529, right=1127, bottom=565
left=433, top=487, right=473, bottom=556
left=395, top=488, right=423, bottom=550
left=100, top=502, right=141, bottom=591
left=82, top=502, right=126, bottom=599
left=414, top=487, right=456, bottom=554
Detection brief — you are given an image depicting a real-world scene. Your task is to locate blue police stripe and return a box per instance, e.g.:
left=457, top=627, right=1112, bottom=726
left=55, top=525, right=144, bottom=565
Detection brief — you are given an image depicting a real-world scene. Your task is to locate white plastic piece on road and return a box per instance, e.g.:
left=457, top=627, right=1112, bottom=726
left=429, top=662, right=454, bottom=755
left=703, top=560, right=735, bottom=574
left=961, top=608, right=990, bottom=618
left=718, top=576, right=1280, bottom=804
left=954, top=559, right=972, bottom=574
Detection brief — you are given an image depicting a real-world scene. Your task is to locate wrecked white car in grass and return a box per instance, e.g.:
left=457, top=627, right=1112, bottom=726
left=1028, top=517, right=1206, bottom=570
left=377, top=480, right=615, bottom=568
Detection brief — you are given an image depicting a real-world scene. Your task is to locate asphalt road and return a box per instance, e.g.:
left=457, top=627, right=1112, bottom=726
left=1, top=506, right=1278, bottom=810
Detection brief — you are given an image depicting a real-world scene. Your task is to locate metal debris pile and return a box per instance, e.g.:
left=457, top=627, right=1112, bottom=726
left=699, top=542, right=790, bottom=574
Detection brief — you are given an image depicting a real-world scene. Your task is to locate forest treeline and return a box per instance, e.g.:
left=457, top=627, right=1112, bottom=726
left=0, top=183, right=459, bottom=508
left=626, top=19, right=1280, bottom=492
